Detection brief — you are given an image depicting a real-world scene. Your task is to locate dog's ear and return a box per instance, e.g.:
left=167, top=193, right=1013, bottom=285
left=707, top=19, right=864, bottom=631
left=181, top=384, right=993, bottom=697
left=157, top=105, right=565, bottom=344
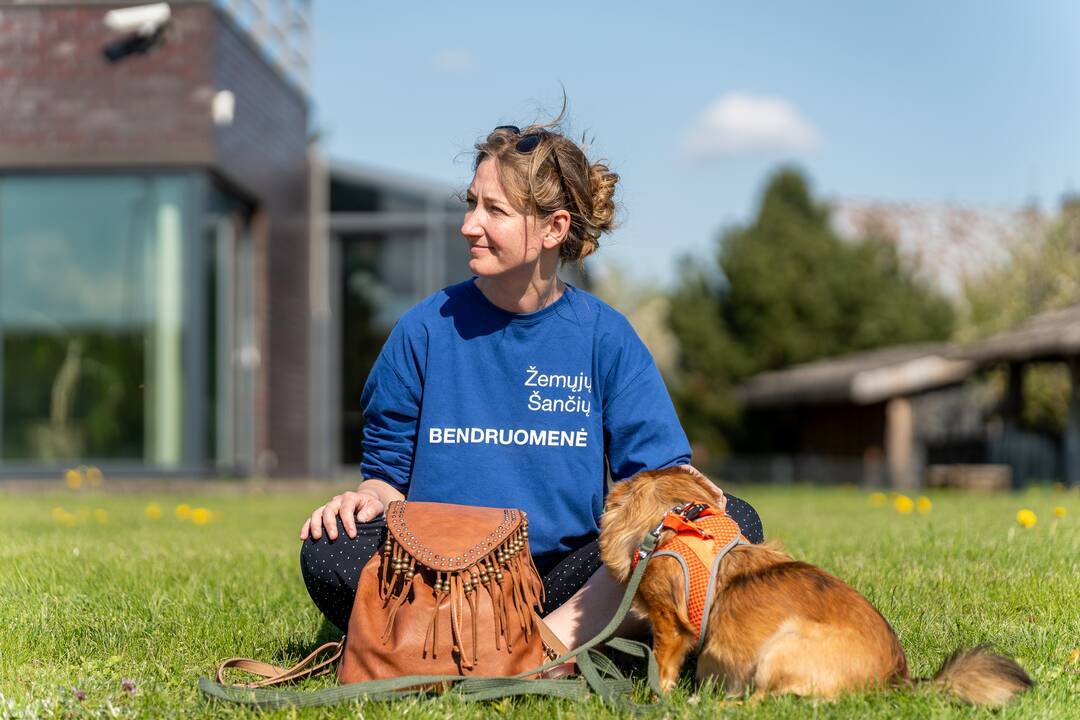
left=600, top=482, right=630, bottom=530
left=599, top=473, right=653, bottom=582
left=604, top=476, right=634, bottom=508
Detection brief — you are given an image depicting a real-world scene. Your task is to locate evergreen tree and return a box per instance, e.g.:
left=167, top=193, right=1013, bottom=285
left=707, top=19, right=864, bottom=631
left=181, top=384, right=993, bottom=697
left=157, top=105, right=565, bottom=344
left=669, top=167, right=955, bottom=454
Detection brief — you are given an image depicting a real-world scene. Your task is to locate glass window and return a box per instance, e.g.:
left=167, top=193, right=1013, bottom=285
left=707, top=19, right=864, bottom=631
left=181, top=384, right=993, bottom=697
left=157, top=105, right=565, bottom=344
left=0, top=175, right=188, bottom=467
left=338, top=230, right=426, bottom=465
left=204, top=185, right=257, bottom=475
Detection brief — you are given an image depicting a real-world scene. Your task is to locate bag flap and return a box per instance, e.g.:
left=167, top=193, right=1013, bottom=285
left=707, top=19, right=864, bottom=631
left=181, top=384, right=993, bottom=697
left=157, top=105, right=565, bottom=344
left=385, top=501, right=523, bottom=572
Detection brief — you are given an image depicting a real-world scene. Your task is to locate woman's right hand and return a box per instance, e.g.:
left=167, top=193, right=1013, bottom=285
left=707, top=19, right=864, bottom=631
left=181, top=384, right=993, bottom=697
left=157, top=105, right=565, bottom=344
left=300, top=489, right=385, bottom=542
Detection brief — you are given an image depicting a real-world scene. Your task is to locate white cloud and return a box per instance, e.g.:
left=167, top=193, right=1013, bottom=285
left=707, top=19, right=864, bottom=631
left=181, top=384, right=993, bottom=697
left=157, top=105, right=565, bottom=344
left=432, top=49, right=476, bottom=74
left=683, top=93, right=819, bottom=158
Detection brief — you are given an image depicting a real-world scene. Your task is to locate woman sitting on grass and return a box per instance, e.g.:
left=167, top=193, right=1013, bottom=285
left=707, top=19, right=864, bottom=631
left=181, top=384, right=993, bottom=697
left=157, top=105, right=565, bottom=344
left=298, top=116, right=764, bottom=664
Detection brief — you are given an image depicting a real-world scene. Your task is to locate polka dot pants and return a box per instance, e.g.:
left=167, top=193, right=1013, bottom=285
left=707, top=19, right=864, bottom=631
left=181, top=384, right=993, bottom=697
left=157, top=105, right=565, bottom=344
left=299, top=494, right=764, bottom=632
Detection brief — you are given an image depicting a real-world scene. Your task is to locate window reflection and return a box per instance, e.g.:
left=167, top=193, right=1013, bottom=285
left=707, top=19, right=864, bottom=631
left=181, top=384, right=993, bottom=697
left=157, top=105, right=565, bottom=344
left=0, top=175, right=187, bottom=466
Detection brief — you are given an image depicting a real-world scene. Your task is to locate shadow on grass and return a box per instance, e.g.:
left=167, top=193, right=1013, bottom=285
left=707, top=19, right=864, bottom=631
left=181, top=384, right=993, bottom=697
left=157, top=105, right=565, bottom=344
left=279, top=617, right=344, bottom=661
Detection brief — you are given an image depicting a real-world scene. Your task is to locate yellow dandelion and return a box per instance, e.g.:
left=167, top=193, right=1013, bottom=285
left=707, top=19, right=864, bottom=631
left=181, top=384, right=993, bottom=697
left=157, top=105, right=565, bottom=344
left=1069, top=648, right=1079, bottom=665
left=61, top=511, right=77, bottom=527
left=145, top=503, right=162, bottom=520
left=191, top=508, right=212, bottom=525
left=869, top=492, right=887, bottom=507
left=1016, top=509, right=1037, bottom=528
left=64, top=468, right=84, bottom=490
left=93, top=508, right=109, bottom=524
left=893, top=495, right=914, bottom=514
left=1054, top=506, right=1067, bottom=519
left=175, top=503, right=192, bottom=520
left=916, top=496, right=932, bottom=514
left=51, top=507, right=67, bottom=522
left=86, top=466, right=104, bottom=488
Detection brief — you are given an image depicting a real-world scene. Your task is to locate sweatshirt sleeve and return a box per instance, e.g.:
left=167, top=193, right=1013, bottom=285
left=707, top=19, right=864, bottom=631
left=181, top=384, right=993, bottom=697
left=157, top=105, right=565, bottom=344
left=601, top=315, right=692, bottom=482
left=359, top=319, right=425, bottom=493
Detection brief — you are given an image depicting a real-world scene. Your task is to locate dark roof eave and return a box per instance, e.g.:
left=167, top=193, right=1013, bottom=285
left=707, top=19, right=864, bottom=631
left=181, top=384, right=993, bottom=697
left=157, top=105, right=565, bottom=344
left=953, top=305, right=1080, bottom=365
left=740, top=350, right=973, bottom=407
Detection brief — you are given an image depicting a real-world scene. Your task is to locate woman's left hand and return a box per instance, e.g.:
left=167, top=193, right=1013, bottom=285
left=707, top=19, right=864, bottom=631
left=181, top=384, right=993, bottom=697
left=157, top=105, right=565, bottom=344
left=678, top=464, right=726, bottom=512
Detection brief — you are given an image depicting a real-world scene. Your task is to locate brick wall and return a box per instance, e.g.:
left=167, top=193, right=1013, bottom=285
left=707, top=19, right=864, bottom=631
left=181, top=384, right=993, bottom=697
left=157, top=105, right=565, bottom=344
left=0, top=1, right=216, bottom=166
left=214, top=11, right=310, bottom=476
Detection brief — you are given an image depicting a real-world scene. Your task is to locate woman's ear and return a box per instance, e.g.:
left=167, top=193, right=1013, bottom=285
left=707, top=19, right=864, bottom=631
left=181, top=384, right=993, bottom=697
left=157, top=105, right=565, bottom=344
left=542, top=209, right=572, bottom=249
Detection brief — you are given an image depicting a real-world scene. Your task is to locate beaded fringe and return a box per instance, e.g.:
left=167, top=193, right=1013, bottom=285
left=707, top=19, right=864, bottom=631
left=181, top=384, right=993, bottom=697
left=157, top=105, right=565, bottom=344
left=378, top=518, right=545, bottom=670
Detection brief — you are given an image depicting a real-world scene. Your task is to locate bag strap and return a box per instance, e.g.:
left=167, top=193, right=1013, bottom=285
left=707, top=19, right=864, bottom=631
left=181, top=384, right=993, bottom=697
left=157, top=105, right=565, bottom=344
left=214, top=640, right=344, bottom=688
left=200, top=533, right=661, bottom=711
left=533, top=609, right=570, bottom=656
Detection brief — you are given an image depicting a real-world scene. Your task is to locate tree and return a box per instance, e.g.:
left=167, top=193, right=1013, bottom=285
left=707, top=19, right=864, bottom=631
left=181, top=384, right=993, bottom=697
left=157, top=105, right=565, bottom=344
left=592, top=263, right=680, bottom=379
left=960, top=199, right=1080, bottom=434
left=669, top=167, right=955, bottom=454
left=668, top=261, right=746, bottom=455
left=962, top=200, right=1080, bottom=337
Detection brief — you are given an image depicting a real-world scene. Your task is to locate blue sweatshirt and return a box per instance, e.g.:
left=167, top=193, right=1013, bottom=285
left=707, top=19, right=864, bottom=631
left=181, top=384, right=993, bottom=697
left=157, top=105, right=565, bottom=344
left=360, top=278, right=691, bottom=565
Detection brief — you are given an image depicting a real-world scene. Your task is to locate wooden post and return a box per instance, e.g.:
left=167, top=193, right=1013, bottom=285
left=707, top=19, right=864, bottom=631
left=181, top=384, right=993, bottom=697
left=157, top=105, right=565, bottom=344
left=1005, top=362, right=1024, bottom=427
left=886, top=396, right=917, bottom=490
left=1066, top=359, right=1080, bottom=488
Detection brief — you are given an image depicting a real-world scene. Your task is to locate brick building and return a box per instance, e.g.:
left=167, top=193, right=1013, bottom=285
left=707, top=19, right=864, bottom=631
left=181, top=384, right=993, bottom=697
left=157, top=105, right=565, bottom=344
left=0, top=0, right=313, bottom=477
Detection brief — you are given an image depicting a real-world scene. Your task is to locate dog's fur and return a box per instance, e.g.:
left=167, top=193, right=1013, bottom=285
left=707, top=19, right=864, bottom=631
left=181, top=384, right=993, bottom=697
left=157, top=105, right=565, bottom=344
left=599, top=468, right=1033, bottom=705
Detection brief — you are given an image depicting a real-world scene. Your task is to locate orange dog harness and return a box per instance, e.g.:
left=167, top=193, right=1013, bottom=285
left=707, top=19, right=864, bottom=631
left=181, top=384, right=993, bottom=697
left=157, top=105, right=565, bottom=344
left=632, top=502, right=749, bottom=652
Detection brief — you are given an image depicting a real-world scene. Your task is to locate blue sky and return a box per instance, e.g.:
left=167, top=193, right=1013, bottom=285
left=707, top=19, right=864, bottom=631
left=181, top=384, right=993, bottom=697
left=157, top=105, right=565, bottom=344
left=311, top=0, right=1079, bottom=286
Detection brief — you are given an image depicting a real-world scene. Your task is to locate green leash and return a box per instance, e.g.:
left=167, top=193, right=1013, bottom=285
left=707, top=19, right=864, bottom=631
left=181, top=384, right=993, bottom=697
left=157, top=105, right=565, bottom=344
left=199, top=533, right=661, bottom=710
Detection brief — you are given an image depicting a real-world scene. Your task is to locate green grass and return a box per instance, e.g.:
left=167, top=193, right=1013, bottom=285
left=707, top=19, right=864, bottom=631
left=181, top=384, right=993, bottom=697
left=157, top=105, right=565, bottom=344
left=2, top=483, right=1078, bottom=718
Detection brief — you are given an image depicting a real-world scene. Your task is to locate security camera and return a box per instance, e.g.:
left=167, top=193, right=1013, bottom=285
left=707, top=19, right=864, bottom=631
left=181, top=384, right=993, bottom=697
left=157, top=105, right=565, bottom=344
left=102, top=3, right=171, bottom=62
left=104, top=3, right=171, bottom=37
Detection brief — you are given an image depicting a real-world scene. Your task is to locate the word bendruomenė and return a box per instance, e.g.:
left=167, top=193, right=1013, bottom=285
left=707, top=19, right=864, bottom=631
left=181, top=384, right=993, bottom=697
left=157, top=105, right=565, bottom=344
left=428, top=427, right=589, bottom=448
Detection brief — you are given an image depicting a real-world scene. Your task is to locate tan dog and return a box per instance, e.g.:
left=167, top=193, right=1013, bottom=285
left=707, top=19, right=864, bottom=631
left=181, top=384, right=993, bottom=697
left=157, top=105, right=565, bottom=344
left=598, top=468, right=1032, bottom=706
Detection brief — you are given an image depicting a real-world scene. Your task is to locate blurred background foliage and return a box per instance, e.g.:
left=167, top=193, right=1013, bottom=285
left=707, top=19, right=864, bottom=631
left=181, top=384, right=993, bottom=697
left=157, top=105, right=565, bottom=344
left=597, top=167, right=1080, bottom=458
left=960, top=203, right=1080, bottom=436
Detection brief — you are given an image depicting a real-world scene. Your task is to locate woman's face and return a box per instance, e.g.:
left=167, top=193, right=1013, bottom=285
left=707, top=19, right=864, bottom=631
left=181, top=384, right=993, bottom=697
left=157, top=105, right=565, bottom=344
left=461, top=158, right=547, bottom=279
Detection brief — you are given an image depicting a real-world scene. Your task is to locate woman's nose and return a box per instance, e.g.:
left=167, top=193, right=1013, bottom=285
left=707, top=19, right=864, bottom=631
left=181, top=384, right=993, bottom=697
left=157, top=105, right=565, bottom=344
left=461, top=210, right=483, bottom=239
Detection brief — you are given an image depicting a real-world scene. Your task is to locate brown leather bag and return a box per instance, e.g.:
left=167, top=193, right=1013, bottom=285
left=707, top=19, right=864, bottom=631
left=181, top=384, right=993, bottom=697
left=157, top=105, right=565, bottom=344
left=339, top=500, right=546, bottom=682
left=205, top=500, right=662, bottom=709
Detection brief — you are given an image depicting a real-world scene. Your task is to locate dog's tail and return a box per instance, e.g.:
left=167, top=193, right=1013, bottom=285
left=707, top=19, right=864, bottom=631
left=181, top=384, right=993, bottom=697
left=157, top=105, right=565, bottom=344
left=917, top=645, right=1032, bottom=707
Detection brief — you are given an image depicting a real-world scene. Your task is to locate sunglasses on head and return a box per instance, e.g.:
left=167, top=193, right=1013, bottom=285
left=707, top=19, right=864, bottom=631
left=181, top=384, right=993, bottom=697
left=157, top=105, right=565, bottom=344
left=493, top=125, right=546, bottom=153
left=491, top=125, right=570, bottom=206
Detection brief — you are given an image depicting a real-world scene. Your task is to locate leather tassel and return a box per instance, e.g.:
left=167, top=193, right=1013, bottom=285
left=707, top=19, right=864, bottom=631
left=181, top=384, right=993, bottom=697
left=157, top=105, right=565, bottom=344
left=466, top=569, right=480, bottom=666
left=449, top=573, right=459, bottom=653
left=509, top=553, right=532, bottom=639
left=425, top=571, right=447, bottom=659
left=383, top=542, right=404, bottom=606
left=449, top=572, right=473, bottom=669
left=492, top=559, right=512, bottom=653
left=482, top=558, right=503, bottom=652
left=380, top=556, right=416, bottom=643
left=526, top=551, right=546, bottom=607
left=506, top=553, right=525, bottom=638
left=379, top=537, right=393, bottom=600
left=519, top=553, right=541, bottom=634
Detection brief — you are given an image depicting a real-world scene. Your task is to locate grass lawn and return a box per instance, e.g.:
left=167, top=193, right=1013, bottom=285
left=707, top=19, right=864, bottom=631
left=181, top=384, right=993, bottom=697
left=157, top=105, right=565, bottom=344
left=2, top=482, right=1078, bottom=718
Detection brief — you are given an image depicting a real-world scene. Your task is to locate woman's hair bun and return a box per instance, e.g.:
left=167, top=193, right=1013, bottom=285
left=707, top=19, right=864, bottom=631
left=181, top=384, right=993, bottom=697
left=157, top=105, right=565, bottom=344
left=576, top=162, right=619, bottom=262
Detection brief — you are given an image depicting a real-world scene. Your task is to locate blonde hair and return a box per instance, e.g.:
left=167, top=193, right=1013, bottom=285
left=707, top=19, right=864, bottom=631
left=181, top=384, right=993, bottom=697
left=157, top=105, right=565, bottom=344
left=474, top=118, right=619, bottom=264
